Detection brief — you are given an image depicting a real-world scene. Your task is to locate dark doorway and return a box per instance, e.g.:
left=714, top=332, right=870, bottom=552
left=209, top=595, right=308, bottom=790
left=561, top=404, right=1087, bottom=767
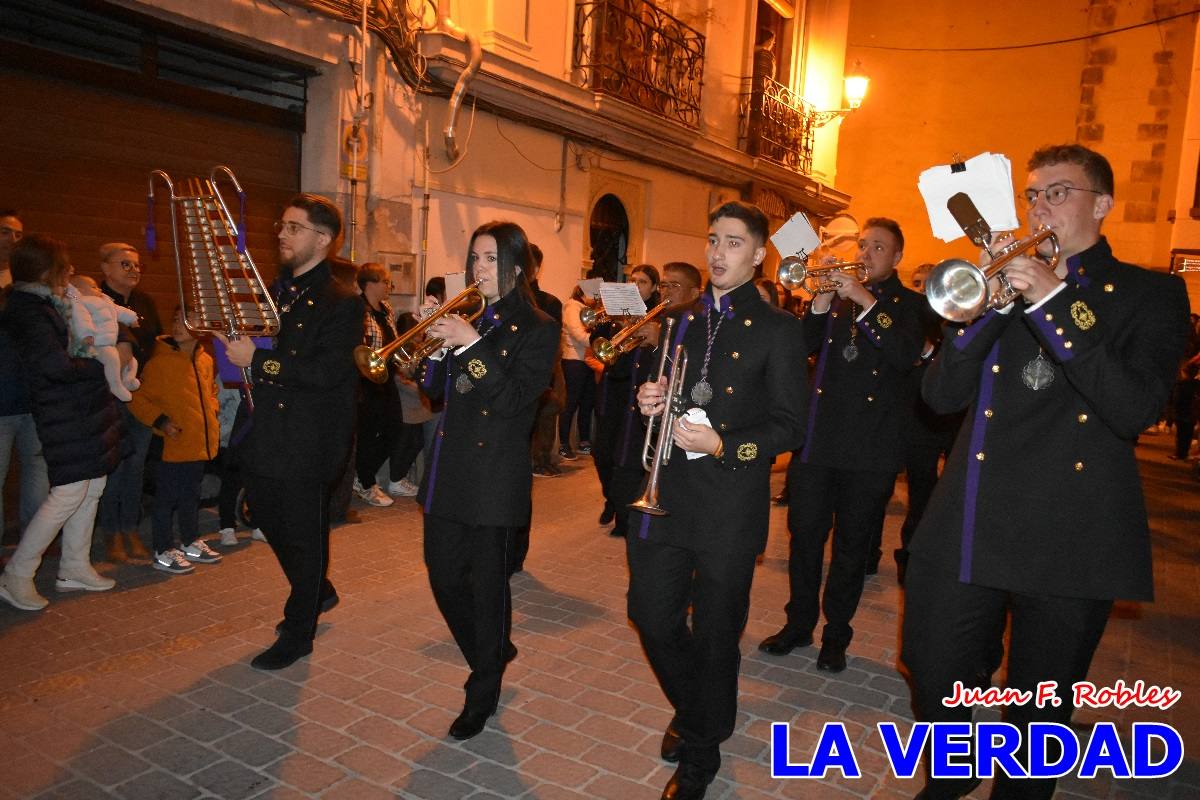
left=588, top=194, right=629, bottom=282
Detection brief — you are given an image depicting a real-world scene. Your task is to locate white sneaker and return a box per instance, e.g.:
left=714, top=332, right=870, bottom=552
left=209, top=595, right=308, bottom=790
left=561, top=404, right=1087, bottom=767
left=218, top=527, right=239, bottom=547
left=153, top=549, right=195, bottom=575
left=356, top=483, right=394, bottom=507
left=182, top=539, right=222, bottom=563
left=251, top=528, right=267, bottom=541
left=386, top=478, right=419, bottom=497
left=56, top=565, right=116, bottom=592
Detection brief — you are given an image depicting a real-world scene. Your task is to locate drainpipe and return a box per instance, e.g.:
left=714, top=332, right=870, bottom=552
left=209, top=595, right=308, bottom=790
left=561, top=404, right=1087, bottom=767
left=439, top=9, right=482, bottom=162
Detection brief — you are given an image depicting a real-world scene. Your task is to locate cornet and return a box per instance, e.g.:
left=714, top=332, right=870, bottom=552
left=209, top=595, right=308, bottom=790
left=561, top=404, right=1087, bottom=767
left=777, top=255, right=868, bottom=294
left=629, top=317, right=685, bottom=517
left=925, top=227, right=1059, bottom=322
left=593, top=299, right=670, bottom=365
left=353, top=280, right=486, bottom=382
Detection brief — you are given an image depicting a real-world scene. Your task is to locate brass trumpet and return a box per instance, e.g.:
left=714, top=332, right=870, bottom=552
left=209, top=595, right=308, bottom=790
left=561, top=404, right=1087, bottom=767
left=777, top=256, right=869, bottom=294
left=629, top=317, right=685, bottom=517
left=925, top=227, right=1059, bottom=322
left=579, top=305, right=610, bottom=330
left=353, top=280, right=486, bottom=383
left=593, top=299, right=670, bottom=365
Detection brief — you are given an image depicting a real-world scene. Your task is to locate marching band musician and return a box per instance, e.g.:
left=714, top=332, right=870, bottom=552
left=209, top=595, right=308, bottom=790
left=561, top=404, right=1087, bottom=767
left=632, top=202, right=808, bottom=800
left=759, top=218, right=925, bottom=672
left=903, top=144, right=1191, bottom=800
left=219, top=194, right=364, bottom=671
left=417, top=221, right=559, bottom=741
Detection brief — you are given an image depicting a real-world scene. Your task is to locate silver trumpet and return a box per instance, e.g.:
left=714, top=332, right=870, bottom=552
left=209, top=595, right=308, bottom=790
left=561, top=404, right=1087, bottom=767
left=630, top=317, right=687, bottom=517
left=926, top=227, right=1060, bottom=322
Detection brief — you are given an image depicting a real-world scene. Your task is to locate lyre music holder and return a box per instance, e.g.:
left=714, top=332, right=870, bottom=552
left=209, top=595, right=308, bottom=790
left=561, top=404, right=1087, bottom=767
left=146, top=166, right=280, bottom=393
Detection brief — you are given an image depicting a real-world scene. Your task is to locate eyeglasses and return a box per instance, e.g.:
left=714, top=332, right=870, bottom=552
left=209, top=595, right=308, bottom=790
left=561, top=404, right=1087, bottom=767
left=273, top=220, right=324, bottom=237
left=1021, top=183, right=1104, bottom=207
left=0, top=226, right=22, bottom=241
left=108, top=258, right=141, bottom=272
left=659, top=281, right=684, bottom=290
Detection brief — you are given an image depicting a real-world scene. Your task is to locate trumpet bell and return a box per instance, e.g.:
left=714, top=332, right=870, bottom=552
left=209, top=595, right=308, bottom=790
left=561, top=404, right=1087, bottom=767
left=777, top=256, right=809, bottom=291
left=925, top=258, right=988, bottom=323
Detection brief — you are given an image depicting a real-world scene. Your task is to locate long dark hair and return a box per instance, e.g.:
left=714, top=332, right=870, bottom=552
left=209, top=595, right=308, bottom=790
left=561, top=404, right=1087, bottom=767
left=465, top=221, right=534, bottom=305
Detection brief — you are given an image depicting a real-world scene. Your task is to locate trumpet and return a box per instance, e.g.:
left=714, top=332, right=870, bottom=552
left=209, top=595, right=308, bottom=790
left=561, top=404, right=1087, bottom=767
left=777, top=256, right=869, bottom=294
left=593, top=299, right=670, bottom=365
left=353, top=280, right=486, bottom=383
left=925, top=227, right=1059, bottom=322
left=579, top=305, right=610, bottom=330
left=629, top=317, right=685, bottom=517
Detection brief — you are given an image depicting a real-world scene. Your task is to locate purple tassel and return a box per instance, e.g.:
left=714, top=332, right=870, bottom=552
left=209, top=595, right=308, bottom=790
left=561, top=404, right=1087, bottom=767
left=237, top=191, right=247, bottom=254
left=145, top=194, right=157, bottom=254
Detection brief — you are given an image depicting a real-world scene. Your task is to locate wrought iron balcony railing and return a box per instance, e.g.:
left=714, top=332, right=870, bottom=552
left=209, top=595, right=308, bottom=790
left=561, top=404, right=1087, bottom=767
left=739, top=76, right=817, bottom=175
left=572, top=0, right=705, bottom=128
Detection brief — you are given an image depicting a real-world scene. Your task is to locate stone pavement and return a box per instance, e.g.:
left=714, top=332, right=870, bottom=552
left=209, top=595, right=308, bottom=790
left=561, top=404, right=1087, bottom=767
left=0, top=434, right=1196, bottom=800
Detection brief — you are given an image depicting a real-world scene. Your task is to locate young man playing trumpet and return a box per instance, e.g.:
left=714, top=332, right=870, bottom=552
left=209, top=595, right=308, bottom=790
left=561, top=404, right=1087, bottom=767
left=760, top=218, right=925, bottom=672
left=903, top=144, right=1191, bottom=800
left=632, top=201, right=808, bottom=800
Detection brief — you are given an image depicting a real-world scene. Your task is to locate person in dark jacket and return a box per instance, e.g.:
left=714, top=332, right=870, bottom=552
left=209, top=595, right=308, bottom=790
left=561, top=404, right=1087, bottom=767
left=0, top=235, right=124, bottom=611
left=417, top=221, right=560, bottom=741
left=220, top=194, right=365, bottom=671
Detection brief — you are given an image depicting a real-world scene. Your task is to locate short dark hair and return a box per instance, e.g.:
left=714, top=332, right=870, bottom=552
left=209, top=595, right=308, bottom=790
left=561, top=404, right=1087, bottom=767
left=630, top=263, right=659, bottom=286
left=529, top=243, right=544, bottom=267
left=662, top=261, right=702, bottom=289
left=756, top=277, right=779, bottom=307
left=466, top=221, right=534, bottom=302
left=424, top=276, right=445, bottom=302
left=357, top=261, right=388, bottom=290
left=286, top=193, right=342, bottom=240
left=11, top=233, right=70, bottom=285
left=862, top=217, right=904, bottom=252
left=1027, top=144, right=1115, bottom=197
left=0, top=208, right=20, bottom=219
left=709, top=201, right=769, bottom=247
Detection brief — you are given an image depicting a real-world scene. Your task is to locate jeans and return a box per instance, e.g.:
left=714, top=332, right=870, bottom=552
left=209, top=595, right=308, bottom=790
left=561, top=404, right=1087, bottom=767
left=0, top=413, right=49, bottom=533
left=97, top=406, right=153, bottom=534
left=5, top=476, right=107, bottom=578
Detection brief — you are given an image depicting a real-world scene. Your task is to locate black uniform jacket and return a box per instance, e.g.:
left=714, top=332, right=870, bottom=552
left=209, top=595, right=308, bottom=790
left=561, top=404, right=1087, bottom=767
left=245, top=261, right=364, bottom=483
left=594, top=341, right=657, bottom=470
left=798, top=271, right=925, bottom=473
left=417, top=288, right=559, bottom=528
left=634, top=280, right=808, bottom=555
left=912, top=238, right=1191, bottom=601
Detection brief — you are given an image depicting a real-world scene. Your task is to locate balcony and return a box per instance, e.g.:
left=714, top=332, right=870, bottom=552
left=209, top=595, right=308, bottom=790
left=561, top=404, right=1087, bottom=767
left=739, top=76, right=817, bottom=175
left=572, top=0, right=705, bottom=129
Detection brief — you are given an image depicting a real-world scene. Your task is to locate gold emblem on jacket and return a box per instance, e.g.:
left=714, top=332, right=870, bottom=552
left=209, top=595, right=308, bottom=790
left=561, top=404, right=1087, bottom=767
left=876, top=311, right=893, bottom=329
left=263, top=359, right=281, bottom=376
left=467, top=359, right=487, bottom=379
left=736, top=443, right=758, bottom=461
left=1070, top=301, right=1096, bottom=331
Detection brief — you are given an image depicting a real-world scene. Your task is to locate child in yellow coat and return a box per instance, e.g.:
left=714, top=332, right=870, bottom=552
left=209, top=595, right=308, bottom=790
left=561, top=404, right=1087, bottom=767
left=128, top=310, right=222, bottom=574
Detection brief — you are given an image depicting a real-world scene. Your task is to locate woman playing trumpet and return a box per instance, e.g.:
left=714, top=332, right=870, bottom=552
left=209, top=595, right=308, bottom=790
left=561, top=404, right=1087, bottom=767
left=416, top=221, right=559, bottom=741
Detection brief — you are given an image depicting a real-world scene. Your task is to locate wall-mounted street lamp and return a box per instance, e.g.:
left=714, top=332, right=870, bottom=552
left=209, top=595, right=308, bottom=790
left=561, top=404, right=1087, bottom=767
left=811, top=61, right=869, bottom=128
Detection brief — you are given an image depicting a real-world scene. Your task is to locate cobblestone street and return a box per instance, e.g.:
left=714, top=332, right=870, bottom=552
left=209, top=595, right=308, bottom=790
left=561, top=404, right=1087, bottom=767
left=0, top=435, right=1196, bottom=799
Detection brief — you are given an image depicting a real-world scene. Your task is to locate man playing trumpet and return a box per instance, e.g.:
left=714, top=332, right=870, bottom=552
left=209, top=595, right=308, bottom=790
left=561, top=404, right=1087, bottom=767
left=903, top=144, right=1191, bottom=800
left=760, top=218, right=925, bottom=672
left=632, top=202, right=808, bottom=800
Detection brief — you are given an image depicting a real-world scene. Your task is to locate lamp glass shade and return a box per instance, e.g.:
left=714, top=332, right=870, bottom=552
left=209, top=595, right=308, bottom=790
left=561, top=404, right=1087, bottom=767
left=844, top=74, right=869, bottom=109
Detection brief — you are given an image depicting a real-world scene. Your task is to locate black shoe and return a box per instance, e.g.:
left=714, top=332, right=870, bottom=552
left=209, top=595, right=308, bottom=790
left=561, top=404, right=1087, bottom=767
left=816, top=641, right=847, bottom=673
left=250, top=635, right=313, bottom=671
left=599, top=503, right=615, bottom=525
left=275, top=593, right=340, bottom=636
left=661, top=764, right=714, bottom=800
left=609, top=525, right=627, bottom=538
left=505, top=642, right=518, bottom=664
left=913, top=777, right=982, bottom=799
left=758, top=627, right=813, bottom=656
left=449, top=705, right=496, bottom=740
left=660, top=724, right=683, bottom=763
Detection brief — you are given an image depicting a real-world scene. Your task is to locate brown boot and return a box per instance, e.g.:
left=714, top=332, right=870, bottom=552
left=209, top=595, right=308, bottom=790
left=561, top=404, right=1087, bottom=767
left=105, top=532, right=128, bottom=563
left=123, top=531, right=150, bottom=560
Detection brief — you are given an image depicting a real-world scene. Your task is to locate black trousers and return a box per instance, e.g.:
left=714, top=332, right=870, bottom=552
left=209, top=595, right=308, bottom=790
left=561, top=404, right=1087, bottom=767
left=424, top=514, right=514, bottom=712
left=246, top=472, right=336, bottom=641
left=389, top=421, right=424, bottom=482
left=896, top=439, right=951, bottom=561
left=626, top=534, right=757, bottom=778
left=151, top=460, right=204, bottom=553
left=902, top=557, right=1112, bottom=800
left=608, top=464, right=646, bottom=536
left=785, top=461, right=897, bottom=647
left=356, top=382, right=400, bottom=488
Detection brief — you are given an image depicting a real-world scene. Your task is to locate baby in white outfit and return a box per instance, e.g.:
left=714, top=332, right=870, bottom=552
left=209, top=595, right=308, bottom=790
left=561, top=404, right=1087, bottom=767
left=67, top=275, right=141, bottom=401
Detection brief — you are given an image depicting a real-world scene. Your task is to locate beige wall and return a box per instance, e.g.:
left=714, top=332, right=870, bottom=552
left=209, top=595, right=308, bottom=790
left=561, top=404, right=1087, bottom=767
left=837, top=0, right=1196, bottom=278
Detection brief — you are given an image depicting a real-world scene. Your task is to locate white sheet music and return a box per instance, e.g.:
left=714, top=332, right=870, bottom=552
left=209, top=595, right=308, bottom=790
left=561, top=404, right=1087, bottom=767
left=917, top=152, right=1020, bottom=242
left=770, top=212, right=821, bottom=260
left=598, top=282, right=646, bottom=316
left=444, top=271, right=467, bottom=297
